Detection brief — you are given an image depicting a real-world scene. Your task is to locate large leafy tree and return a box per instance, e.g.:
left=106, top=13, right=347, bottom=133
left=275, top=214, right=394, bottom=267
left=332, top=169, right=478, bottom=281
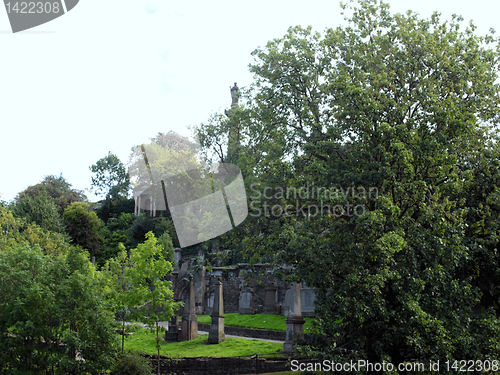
left=90, top=152, right=131, bottom=201
left=90, top=152, right=134, bottom=224
left=0, top=206, right=70, bottom=256
left=0, top=244, right=117, bottom=374
left=15, top=174, right=86, bottom=215
left=63, top=202, right=103, bottom=262
left=12, top=188, right=66, bottom=234
left=196, top=0, right=500, bottom=365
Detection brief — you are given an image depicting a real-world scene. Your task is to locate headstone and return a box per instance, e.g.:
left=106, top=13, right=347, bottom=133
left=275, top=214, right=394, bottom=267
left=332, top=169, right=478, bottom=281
left=208, top=278, right=225, bottom=344
left=239, top=286, right=254, bottom=314
left=264, top=283, right=277, bottom=314
left=283, top=282, right=305, bottom=355
left=165, top=304, right=181, bottom=342
left=301, top=285, right=316, bottom=317
left=179, top=275, right=198, bottom=341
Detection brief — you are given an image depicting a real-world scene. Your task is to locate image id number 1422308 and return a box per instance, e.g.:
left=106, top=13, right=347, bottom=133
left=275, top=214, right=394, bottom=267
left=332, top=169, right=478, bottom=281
left=5, top=2, right=60, bottom=14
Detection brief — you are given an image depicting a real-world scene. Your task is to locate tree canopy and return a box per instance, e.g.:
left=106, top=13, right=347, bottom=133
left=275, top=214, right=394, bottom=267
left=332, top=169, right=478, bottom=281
left=90, top=152, right=131, bottom=201
left=195, top=0, right=500, bottom=365
left=15, top=174, right=86, bottom=215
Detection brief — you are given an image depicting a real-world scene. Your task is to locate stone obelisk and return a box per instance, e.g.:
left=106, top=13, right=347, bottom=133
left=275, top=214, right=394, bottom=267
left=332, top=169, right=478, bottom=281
left=208, top=278, right=225, bottom=344
left=180, top=274, right=198, bottom=341
left=283, top=282, right=305, bottom=354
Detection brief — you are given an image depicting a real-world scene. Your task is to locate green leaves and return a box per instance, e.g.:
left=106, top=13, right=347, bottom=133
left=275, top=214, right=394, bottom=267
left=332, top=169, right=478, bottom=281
left=90, top=152, right=130, bottom=200
left=195, top=0, right=500, bottom=365
left=0, top=244, right=118, bottom=374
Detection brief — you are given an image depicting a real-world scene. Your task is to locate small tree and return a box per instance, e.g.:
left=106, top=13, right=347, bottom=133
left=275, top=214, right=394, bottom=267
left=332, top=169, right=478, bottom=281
left=103, top=243, right=134, bottom=354
left=127, top=232, right=182, bottom=375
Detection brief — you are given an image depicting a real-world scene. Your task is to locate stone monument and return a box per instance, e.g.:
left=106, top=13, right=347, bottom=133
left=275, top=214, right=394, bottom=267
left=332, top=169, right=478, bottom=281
left=208, top=278, right=225, bottom=344
left=264, top=282, right=277, bottom=314
left=283, top=282, right=305, bottom=355
left=179, top=274, right=198, bottom=341
left=239, top=286, right=254, bottom=314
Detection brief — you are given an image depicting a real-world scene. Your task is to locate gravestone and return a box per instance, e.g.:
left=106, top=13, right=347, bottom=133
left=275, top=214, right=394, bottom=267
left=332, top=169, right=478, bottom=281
left=208, top=278, right=225, bottom=344
left=165, top=304, right=181, bottom=342
left=264, top=283, right=277, bottom=314
left=239, top=286, right=254, bottom=314
left=301, top=285, right=316, bottom=317
left=179, top=275, right=198, bottom=341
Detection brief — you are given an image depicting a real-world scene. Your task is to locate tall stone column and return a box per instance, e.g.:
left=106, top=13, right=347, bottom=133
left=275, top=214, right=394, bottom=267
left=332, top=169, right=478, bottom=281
left=283, top=282, right=305, bottom=355
left=179, top=275, right=198, bottom=341
left=208, top=278, right=225, bottom=344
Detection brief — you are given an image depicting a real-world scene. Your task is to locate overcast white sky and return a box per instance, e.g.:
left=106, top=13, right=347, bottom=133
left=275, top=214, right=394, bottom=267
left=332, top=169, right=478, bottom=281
left=1, top=0, right=499, bottom=202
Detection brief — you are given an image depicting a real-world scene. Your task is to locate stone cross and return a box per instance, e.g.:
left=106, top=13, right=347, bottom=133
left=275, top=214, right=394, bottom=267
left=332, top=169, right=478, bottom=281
left=208, top=278, right=225, bottom=344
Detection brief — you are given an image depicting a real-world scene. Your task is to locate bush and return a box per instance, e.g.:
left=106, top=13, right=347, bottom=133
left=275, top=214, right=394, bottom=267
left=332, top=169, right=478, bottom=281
left=111, top=351, right=152, bottom=375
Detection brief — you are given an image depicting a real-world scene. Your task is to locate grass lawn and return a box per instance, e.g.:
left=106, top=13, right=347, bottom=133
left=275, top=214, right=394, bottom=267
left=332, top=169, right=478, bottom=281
left=123, top=327, right=283, bottom=358
left=195, top=313, right=316, bottom=333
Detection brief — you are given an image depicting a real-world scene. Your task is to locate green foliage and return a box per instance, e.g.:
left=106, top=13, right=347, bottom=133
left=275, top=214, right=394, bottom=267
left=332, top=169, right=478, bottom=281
left=63, top=202, right=103, bottom=259
left=124, top=232, right=182, bottom=373
left=12, top=188, right=66, bottom=233
left=158, top=231, right=175, bottom=263
left=90, top=152, right=130, bottom=200
left=195, top=0, right=500, bottom=365
left=127, top=232, right=181, bottom=326
left=110, top=351, right=152, bottom=375
left=15, top=174, right=86, bottom=215
left=0, top=244, right=118, bottom=374
left=0, top=206, right=70, bottom=256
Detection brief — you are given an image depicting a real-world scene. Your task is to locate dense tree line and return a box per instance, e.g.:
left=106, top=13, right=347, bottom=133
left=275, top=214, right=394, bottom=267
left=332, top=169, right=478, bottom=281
left=196, top=0, right=500, bottom=367
left=0, top=159, right=180, bottom=373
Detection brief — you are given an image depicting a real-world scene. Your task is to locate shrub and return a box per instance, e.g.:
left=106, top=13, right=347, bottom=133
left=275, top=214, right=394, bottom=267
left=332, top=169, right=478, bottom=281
left=111, top=351, right=152, bottom=375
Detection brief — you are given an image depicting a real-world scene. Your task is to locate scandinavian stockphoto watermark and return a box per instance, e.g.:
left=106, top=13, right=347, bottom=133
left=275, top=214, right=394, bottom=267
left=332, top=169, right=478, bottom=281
left=249, top=182, right=379, bottom=219
left=3, top=0, right=79, bottom=33
left=129, top=144, right=248, bottom=249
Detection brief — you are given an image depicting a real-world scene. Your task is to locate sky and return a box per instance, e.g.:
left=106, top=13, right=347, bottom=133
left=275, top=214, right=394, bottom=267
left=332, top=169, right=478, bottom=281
left=1, top=0, right=499, bottom=202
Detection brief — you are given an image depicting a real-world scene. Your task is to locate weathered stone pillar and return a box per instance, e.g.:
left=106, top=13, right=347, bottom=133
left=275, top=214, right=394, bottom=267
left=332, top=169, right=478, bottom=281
left=208, top=278, right=225, bottom=344
left=283, top=282, right=305, bottom=355
left=179, top=275, right=198, bottom=341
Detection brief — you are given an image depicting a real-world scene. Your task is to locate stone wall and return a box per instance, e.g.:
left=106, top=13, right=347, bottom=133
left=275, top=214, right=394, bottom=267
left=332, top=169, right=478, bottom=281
left=172, top=263, right=316, bottom=319
left=198, top=324, right=286, bottom=341
left=145, top=355, right=296, bottom=375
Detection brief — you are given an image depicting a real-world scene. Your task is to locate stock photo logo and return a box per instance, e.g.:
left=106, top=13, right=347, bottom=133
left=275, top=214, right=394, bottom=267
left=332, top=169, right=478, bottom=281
left=130, top=144, right=248, bottom=248
left=3, top=0, right=79, bottom=33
